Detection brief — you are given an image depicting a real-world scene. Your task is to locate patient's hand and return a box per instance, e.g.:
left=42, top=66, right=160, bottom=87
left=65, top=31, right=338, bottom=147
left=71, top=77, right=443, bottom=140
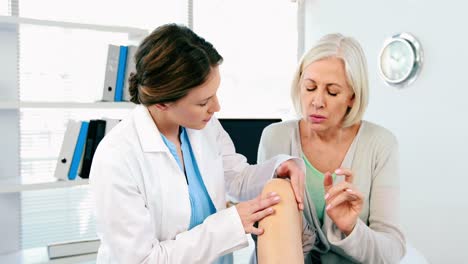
left=324, top=168, right=364, bottom=236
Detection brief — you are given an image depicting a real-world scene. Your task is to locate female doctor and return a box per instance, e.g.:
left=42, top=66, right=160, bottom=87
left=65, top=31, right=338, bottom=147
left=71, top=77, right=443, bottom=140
left=89, top=24, right=305, bottom=264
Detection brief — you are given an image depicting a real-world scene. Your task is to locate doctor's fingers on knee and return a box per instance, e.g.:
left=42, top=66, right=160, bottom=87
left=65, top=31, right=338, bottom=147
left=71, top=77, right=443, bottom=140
left=251, top=193, right=280, bottom=213
left=244, top=208, right=275, bottom=235
left=248, top=225, right=264, bottom=236
left=252, top=206, right=275, bottom=223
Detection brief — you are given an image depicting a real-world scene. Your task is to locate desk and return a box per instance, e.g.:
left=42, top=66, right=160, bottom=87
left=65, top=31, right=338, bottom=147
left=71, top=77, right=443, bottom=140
left=0, top=247, right=96, bottom=264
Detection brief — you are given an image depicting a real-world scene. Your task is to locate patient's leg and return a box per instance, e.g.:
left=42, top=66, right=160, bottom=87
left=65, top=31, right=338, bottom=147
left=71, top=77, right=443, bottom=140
left=257, top=178, right=303, bottom=264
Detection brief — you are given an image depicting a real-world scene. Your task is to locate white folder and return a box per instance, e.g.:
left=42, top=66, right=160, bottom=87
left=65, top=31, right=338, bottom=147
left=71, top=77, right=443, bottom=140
left=54, top=120, right=81, bottom=180
left=48, top=239, right=100, bottom=259
left=103, top=118, right=120, bottom=135
left=102, top=44, right=120, bottom=102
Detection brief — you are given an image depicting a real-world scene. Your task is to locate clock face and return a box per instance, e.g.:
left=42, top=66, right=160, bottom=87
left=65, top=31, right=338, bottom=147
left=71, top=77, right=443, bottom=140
left=379, top=39, right=415, bottom=83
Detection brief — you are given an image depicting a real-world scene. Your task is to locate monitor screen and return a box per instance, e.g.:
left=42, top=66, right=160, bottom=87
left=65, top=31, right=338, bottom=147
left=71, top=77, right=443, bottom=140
left=218, top=118, right=282, bottom=164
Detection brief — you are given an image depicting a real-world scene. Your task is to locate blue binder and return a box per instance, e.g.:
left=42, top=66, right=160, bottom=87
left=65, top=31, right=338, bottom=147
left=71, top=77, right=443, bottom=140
left=68, top=121, right=89, bottom=180
left=114, top=46, right=128, bottom=101
left=123, top=45, right=137, bottom=101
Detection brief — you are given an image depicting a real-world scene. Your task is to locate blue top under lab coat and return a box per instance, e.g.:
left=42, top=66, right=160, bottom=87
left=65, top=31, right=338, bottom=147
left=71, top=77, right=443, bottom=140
left=161, top=127, right=232, bottom=264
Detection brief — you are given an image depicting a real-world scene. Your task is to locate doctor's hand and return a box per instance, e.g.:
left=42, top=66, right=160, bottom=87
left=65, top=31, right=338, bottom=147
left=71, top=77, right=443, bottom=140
left=324, top=168, right=363, bottom=236
left=276, top=160, right=305, bottom=211
left=235, top=192, right=280, bottom=235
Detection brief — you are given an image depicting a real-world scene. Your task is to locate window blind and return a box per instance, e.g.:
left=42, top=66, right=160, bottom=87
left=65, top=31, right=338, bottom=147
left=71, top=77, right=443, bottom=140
left=19, top=24, right=131, bottom=103
left=19, top=0, right=187, bottom=30
left=20, top=108, right=131, bottom=248
left=0, top=0, right=8, bottom=15
left=193, top=0, right=298, bottom=118
left=17, top=2, right=187, bottom=249
left=16, top=0, right=299, bottom=258
left=18, top=26, right=133, bottom=249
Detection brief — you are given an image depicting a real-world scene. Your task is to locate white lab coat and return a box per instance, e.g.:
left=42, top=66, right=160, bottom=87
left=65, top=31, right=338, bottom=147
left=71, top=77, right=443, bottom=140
left=89, top=105, right=297, bottom=264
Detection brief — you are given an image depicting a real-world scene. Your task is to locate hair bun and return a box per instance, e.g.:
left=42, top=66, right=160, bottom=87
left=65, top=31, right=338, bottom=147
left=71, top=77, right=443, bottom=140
left=128, top=72, right=140, bottom=104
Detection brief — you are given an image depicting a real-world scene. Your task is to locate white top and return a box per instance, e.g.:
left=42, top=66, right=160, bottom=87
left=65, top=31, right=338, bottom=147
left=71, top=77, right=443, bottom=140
left=89, top=105, right=296, bottom=264
left=258, top=120, right=406, bottom=264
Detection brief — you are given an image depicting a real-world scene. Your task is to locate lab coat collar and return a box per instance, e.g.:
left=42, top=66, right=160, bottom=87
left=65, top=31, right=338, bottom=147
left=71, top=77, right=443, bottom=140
left=185, top=128, right=203, bottom=159
left=133, top=105, right=169, bottom=153
left=133, top=105, right=208, bottom=158
left=186, top=125, right=220, bottom=209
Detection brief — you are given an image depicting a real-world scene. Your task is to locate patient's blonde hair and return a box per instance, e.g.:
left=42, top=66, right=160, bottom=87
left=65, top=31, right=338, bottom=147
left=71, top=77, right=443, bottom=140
left=291, top=33, right=369, bottom=128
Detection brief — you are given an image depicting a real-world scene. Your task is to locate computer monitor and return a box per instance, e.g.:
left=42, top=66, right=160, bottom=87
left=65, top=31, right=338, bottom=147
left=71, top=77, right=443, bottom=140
left=218, top=118, right=282, bottom=164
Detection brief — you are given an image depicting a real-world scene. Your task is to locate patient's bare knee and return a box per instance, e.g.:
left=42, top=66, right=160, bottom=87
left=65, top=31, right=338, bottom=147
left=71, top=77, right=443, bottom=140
left=257, top=178, right=303, bottom=264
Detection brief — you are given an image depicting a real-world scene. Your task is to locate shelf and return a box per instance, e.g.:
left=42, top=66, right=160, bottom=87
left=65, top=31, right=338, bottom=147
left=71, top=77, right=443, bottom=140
left=0, top=15, right=148, bottom=38
left=0, top=177, right=89, bottom=193
left=0, top=247, right=96, bottom=264
left=0, top=101, right=136, bottom=109
left=0, top=101, right=18, bottom=109
left=21, top=101, right=137, bottom=109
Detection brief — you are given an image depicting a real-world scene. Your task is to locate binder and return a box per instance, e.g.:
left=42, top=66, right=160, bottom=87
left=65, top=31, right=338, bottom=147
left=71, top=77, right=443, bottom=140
left=94, top=120, right=106, bottom=147
left=114, top=45, right=128, bottom=102
left=77, top=141, right=86, bottom=179
left=48, top=239, right=100, bottom=259
left=103, top=118, right=120, bottom=135
left=102, top=44, right=120, bottom=102
left=54, top=120, right=82, bottom=180
left=80, top=120, right=106, bottom=179
left=68, top=121, right=89, bottom=180
left=123, top=45, right=138, bottom=102
left=79, top=120, right=97, bottom=179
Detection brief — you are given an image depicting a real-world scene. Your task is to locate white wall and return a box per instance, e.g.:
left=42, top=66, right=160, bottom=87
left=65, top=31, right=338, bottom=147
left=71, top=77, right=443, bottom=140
left=304, top=0, right=468, bottom=263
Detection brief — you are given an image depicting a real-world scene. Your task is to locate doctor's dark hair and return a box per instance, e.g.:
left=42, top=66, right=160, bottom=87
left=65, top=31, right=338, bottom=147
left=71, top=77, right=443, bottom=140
left=128, top=23, right=223, bottom=105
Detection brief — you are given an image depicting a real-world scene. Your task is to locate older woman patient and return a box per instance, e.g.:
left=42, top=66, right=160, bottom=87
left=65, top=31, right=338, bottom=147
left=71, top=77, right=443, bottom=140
left=258, top=34, right=406, bottom=263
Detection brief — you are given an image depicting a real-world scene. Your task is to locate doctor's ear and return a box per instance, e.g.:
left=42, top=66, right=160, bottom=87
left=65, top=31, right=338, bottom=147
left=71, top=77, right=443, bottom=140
left=154, top=103, right=170, bottom=111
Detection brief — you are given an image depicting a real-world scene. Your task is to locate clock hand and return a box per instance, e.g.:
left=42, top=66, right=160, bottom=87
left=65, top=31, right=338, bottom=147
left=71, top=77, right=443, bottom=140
left=390, top=54, right=399, bottom=62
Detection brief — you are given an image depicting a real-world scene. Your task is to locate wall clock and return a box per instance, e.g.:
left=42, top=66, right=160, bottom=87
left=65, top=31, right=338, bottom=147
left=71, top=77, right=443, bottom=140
left=379, top=32, right=423, bottom=88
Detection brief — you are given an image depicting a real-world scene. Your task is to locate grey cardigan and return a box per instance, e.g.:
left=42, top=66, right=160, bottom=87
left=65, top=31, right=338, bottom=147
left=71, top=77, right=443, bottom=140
left=257, top=120, right=406, bottom=264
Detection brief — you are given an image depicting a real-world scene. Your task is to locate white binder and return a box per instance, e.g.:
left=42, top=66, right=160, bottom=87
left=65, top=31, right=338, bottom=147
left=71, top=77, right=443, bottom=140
left=123, top=45, right=138, bottom=101
left=103, top=118, right=120, bottom=135
left=48, top=239, right=100, bottom=259
left=54, top=120, right=81, bottom=180
left=102, top=44, right=120, bottom=102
